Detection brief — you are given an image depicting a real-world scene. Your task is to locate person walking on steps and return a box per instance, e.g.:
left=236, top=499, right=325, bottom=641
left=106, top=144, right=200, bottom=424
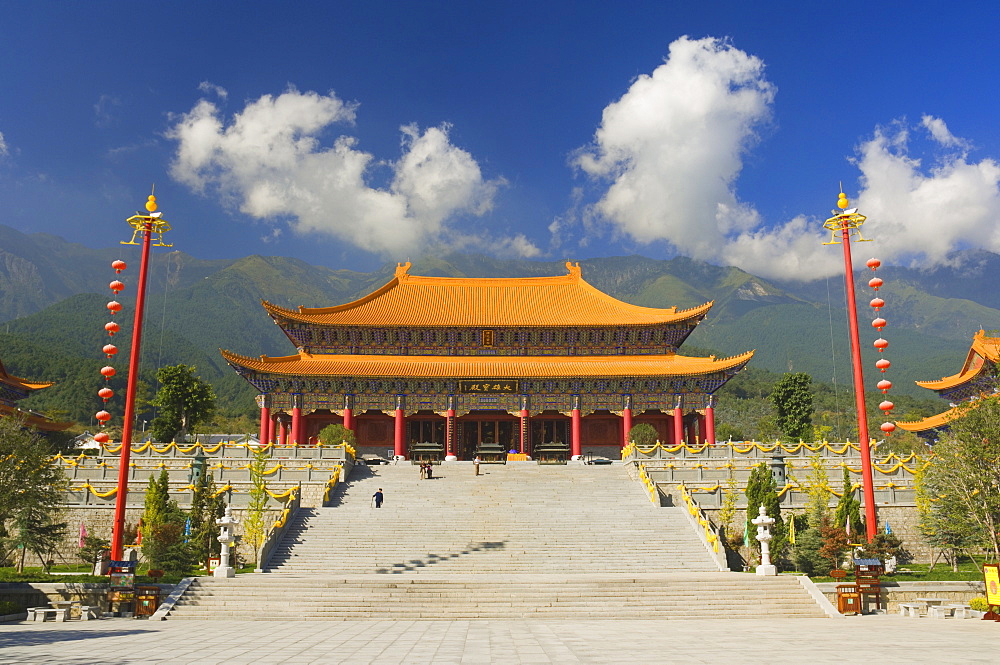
left=372, top=488, right=384, bottom=508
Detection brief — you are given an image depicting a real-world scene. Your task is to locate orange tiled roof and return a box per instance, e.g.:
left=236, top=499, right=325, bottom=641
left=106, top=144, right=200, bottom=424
left=914, top=329, right=1000, bottom=391
left=0, top=359, right=53, bottom=392
left=221, top=349, right=754, bottom=379
left=262, top=261, right=713, bottom=328
left=896, top=406, right=964, bottom=433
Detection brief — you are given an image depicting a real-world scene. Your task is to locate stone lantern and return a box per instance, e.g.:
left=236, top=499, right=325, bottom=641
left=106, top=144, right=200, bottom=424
left=753, top=504, right=777, bottom=576
left=214, top=504, right=239, bottom=578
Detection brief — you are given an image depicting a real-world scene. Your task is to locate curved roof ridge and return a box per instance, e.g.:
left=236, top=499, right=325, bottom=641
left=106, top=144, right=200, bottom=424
left=262, top=261, right=712, bottom=327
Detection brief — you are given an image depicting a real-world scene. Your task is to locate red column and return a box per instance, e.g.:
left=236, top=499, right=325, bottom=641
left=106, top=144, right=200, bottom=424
left=705, top=405, right=716, bottom=446
left=519, top=409, right=529, bottom=454
left=291, top=406, right=302, bottom=445
left=266, top=413, right=276, bottom=446
left=394, top=407, right=406, bottom=458
left=571, top=407, right=582, bottom=458
left=673, top=406, right=684, bottom=445
left=446, top=408, right=456, bottom=458
left=622, top=407, right=633, bottom=449
left=686, top=418, right=697, bottom=445
left=342, top=407, right=354, bottom=431
left=259, top=404, right=271, bottom=445
left=277, top=416, right=287, bottom=446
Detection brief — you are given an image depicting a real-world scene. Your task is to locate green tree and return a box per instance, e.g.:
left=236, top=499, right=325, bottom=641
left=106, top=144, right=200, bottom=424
left=149, top=364, right=216, bottom=443
left=832, top=466, right=863, bottom=535
left=921, top=395, right=1000, bottom=561
left=791, top=456, right=833, bottom=574
left=769, top=373, right=814, bottom=442
left=243, top=447, right=270, bottom=566
left=744, top=463, right=786, bottom=565
left=317, top=423, right=357, bottom=447
left=139, top=469, right=193, bottom=573
left=0, top=416, right=68, bottom=571
left=188, top=472, right=225, bottom=565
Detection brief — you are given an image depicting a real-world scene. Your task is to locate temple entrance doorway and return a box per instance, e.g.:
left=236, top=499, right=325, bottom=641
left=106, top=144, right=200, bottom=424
left=457, top=411, right=517, bottom=460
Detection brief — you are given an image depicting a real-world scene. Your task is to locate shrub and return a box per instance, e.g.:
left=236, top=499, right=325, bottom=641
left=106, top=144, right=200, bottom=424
left=628, top=423, right=659, bottom=448
left=969, top=597, right=989, bottom=612
left=0, top=600, right=23, bottom=615
left=317, top=424, right=356, bottom=447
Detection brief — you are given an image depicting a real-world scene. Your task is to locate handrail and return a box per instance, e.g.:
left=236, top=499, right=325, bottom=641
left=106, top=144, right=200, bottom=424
left=677, top=482, right=729, bottom=572
left=255, top=485, right=301, bottom=573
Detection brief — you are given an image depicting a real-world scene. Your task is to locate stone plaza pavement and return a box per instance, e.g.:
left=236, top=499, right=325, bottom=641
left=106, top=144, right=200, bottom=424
left=0, top=616, right=996, bottom=664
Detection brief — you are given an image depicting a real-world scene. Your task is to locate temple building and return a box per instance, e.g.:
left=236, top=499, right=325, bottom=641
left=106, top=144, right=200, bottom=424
left=0, top=358, right=73, bottom=432
left=222, top=262, right=753, bottom=460
left=897, top=329, right=1000, bottom=441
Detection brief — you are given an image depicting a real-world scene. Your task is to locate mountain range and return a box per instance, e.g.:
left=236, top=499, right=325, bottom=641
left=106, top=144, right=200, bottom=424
left=3, top=223, right=987, bottom=424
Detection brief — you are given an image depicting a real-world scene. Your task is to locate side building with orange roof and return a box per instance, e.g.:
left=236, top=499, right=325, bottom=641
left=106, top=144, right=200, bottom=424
left=897, top=329, right=1000, bottom=441
left=0, top=358, right=73, bottom=432
left=222, top=261, right=753, bottom=460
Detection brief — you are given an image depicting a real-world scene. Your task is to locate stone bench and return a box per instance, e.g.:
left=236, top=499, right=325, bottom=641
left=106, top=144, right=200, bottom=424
left=28, top=607, right=70, bottom=622
left=898, top=603, right=922, bottom=617
left=947, top=604, right=974, bottom=619
left=928, top=605, right=954, bottom=618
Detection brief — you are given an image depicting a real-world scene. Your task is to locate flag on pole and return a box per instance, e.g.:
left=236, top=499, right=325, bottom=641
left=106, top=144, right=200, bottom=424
left=743, top=517, right=750, bottom=547
left=884, top=521, right=892, bottom=535
left=78, top=522, right=87, bottom=548
left=788, top=514, right=796, bottom=545
left=136, top=518, right=143, bottom=546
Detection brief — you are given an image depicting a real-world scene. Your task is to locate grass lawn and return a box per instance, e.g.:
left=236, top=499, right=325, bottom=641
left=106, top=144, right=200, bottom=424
left=810, top=557, right=990, bottom=583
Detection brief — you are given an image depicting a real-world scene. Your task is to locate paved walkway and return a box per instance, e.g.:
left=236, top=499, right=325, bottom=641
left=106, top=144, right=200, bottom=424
left=0, top=616, right=996, bottom=664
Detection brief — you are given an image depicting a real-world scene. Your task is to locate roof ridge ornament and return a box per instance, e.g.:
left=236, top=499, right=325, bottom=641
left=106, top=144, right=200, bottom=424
left=395, top=262, right=412, bottom=279
left=565, top=261, right=581, bottom=278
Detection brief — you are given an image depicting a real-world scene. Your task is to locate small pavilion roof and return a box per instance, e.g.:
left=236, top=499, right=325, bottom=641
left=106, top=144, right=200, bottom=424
left=221, top=349, right=754, bottom=380
left=0, top=404, right=73, bottom=431
left=915, top=329, right=1000, bottom=391
left=262, top=261, right=713, bottom=328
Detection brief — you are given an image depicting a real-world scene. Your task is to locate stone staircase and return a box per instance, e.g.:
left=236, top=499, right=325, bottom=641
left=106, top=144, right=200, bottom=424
left=166, top=462, right=827, bottom=619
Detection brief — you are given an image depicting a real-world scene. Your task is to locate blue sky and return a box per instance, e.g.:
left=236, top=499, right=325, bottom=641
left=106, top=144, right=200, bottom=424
left=2, top=1, right=999, bottom=280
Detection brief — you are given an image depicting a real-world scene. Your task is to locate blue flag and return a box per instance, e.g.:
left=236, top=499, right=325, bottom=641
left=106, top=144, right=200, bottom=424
left=884, top=521, right=892, bottom=535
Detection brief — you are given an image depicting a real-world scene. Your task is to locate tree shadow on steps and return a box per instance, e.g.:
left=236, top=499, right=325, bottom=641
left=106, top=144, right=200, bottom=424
left=375, top=541, right=506, bottom=574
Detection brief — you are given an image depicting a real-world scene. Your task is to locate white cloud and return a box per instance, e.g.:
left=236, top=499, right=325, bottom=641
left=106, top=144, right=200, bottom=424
left=94, top=94, right=121, bottom=127
left=569, top=36, right=1000, bottom=281
left=198, top=81, right=228, bottom=99
left=0, top=131, right=8, bottom=157
left=167, top=87, right=508, bottom=256
left=854, top=120, right=1000, bottom=267
left=572, top=36, right=775, bottom=260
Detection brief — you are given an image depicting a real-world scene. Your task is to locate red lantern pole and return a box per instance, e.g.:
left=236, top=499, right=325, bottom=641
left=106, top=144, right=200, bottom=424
left=110, top=194, right=172, bottom=560
left=824, top=191, right=877, bottom=541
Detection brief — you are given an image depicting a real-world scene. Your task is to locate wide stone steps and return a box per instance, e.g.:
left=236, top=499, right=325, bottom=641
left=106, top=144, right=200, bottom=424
left=164, top=463, right=827, bottom=619
left=168, top=573, right=824, bottom=620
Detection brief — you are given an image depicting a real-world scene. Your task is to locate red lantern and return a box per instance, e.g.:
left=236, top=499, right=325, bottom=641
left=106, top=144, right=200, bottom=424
left=107, top=301, right=122, bottom=314
left=876, top=358, right=891, bottom=372
left=870, top=297, right=885, bottom=310
left=95, top=410, right=111, bottom=423
left=110, top=280, right=124, bottom=294
left=103, top=343, right=118, bottom=358
left=868, top=277, right=883, bottom=290
left=879, top=400, right=894, bottom=412
left=880, top=422, right=896, bottom=434
left=98, top=387, right=114, bottom=402
left=101, top=366, right=116, bottom=380
left=874, top=338, right=889, bottom=351
left=112, top=260, right=127, bottom=273
left=872, top=317, right=886, bottom=331
left=866, top=258, right=881, bottom=270
left=877, top=379, right=892, bottom=393
left=105, top=321, right=120, bottom=336
left=94, top=432, right=110, bottom=444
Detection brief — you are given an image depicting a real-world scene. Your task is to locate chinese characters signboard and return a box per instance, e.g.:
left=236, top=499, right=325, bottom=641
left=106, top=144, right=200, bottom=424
left=459, top=380, right=520, bottom=394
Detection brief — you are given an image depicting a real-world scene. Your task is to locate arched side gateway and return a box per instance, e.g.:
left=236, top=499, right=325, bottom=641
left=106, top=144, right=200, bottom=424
left=221, top=262, right=753, bottom=459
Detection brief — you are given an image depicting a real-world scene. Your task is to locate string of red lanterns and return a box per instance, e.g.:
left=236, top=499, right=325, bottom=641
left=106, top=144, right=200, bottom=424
left=94, top=260, right=127, bottom=445
left=867, top=258, right=896, bottom=436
